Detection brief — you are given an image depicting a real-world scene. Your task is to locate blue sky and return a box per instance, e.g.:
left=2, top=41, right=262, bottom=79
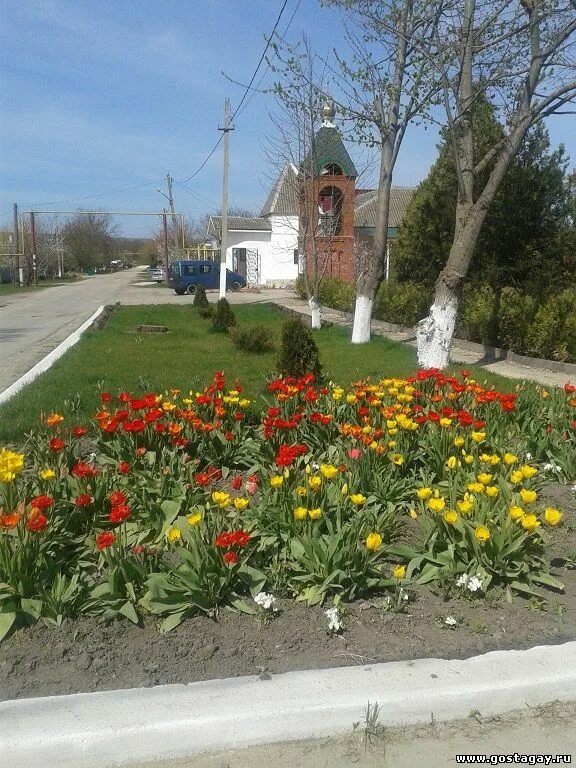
left=1, top=0, right=575, bottom=238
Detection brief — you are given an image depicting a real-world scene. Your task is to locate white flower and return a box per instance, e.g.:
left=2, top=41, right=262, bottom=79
left=254, top=592, right=277, bottom=611
left=467, top=576, right=483, bottom=593
left=399, top=587, right=409, bottom=602
left=456, top=574, right=469, bottom=588
left=525, top=453, right=532, bottom=461
left=325, top=606, right=342, bottom=632
left=312, top=462, right=320, bottom=470
left=444, top=615, right=457, bottom=627
left=543, top=462, right=560, bottom=474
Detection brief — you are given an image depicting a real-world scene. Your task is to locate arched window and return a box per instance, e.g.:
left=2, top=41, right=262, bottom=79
left=318, top=186, right=343, bottom=236
left=321, top=162, right=343, bottom=176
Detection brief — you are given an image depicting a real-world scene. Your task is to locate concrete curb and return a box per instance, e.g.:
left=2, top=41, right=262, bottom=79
left=0, top=305, right=105, bottom=406
left=2, top=641, right=575, bottom=768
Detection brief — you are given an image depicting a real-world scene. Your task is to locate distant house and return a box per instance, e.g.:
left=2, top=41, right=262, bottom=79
left=207, top=120, right=414, bottom=286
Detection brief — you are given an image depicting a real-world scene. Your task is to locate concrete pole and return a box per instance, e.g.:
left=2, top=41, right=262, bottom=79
left=13, top=203, right=19, bottom=287
left=162, top=209, right=169, bottom=286
left=30, top=211, right=38, bottom=286
left=218, top=98, right=232, bottom=299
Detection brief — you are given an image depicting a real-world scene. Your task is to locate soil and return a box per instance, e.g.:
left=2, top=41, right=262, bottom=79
left=1, top=483, right=575, bottom=702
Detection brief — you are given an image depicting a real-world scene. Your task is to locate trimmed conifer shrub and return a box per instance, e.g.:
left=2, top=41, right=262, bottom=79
left=230, top=324, right=275, bottom=354
left=277, top=316, right=322, bottom=378
left=193, top=285, right=210, bottom=308
left=211, top=297, right=236, bottom=333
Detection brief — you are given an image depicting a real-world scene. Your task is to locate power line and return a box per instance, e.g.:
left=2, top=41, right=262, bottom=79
left=176, top=0, right=294, bottom=185
left=21, top=181, right=162, bottom=208
left=174, top=182, right=218, bottom=209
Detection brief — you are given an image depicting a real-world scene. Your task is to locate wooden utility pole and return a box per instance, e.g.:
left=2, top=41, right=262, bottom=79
left=218, top=98, right=233, bottom=299
left=30, top=211, right=38, bottom=286
left=13, top=203, right=19, bottom=287
left=162, top=209, right=169, bottom=285
left=166, top=173, right=178, bottom=248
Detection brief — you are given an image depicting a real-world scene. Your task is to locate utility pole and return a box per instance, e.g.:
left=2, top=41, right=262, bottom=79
left=30, top=211, right=38, bottom=287
left=218, top=98, right=233, bottom=299
left=166, top=172, right=178, bottom=248
left=162, top=209, right=169, bottom=286
left=13, top=203, right=19, bottom=287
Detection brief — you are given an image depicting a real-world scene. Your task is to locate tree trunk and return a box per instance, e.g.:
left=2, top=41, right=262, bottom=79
left=308, top=295, right=321, bottom=329
left=351, top=293, right=373, bottom=343
left=415, top=265, right=460, bottom=369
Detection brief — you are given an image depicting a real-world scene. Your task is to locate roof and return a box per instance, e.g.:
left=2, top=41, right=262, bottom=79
left=260, top=163, right=300, bottom=217
left=207, top=216, right=271, bottom=238
left=354, top=187, right=416, bottom=229
left=303, top=126, right=358, bottom=178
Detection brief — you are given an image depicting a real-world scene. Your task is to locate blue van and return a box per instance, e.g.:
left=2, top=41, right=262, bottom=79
left=168, top=260, right=246, bottom=295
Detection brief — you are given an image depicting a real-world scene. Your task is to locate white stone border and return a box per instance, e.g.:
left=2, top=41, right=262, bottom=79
left=0, top=305, right=106, bottom=406
left=1, top=642, right=575, bottom=768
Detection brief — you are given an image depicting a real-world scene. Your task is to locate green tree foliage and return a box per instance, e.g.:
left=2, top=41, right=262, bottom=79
left=62, top=211, right=119, bottom=270
left=277, top=317, right=322, bottom=378
left=193, top=285, right=210, bottom=308
left=395, top=104, right=575, bottom=296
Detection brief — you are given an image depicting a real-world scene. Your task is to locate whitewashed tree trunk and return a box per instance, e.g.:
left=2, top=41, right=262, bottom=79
left=351, top=294, right=373, bottom=344
left=416, top=291, right=458, bottom=369
left=308, top=296, right=321, bottom=329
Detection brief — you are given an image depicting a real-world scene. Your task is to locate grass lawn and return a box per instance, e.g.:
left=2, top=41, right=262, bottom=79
left=0, top=303, right=521, bottom=444
left=0, top=283, right=51, bottom=296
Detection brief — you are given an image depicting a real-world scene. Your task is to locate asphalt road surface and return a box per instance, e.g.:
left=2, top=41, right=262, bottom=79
left=0, top=269, right=292, bottom=394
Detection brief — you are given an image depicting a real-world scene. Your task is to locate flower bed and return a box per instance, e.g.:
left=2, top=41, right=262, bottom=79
left=1, top=370, right=575, bottom=696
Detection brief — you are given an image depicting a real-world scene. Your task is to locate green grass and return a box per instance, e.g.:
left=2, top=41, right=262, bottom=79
left=0, top=283, right=51, bottom=295
left=0, top=303, right=522, bottom=444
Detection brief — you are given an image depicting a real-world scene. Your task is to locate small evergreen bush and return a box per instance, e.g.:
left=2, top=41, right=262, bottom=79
left=193, top=285, right=210, bottom=308
left=294, top=275, right=355, bottom=313
left=457, top=283, right=497, bottom=345
left=211, top=298, right=236, bottom=333
left=277, top=316, right=322, bottom=378
left=197, top=305, right=213, bottom=319
left=373, top=281, right=428, bottom=327
left=498, top=287, right=536, bottom=354
left=526, top=289, right=576, bottom=362
left=229, top=324, right=275, bottom=354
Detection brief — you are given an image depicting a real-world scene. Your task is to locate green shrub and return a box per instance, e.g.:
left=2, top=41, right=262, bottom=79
left=197, top=305, right=213, bottom=319
left=277, top=317, right=322, bottom=378
left=457, top=283, right=497, bottom=345
left=497, top=287, right=536, bottom=354
left=229, top=324, right=275, bottom=354
left=294, top=275, right=355, bottom=313
left=193, top=285, right=210, bottom=308
left=526, top=289, right=576, bottom=362
left=373, top=281, right=429, bottom=327
left=211, top=298, right=236, bottom=333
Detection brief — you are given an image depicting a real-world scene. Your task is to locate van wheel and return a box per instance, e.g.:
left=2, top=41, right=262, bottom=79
left=230, top=281, right=242, bottom=292
left=186, top=284, right=197, bottom=295
left=175, top=289, right=185, bottom=295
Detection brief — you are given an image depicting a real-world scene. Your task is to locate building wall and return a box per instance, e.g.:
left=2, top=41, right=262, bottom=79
left=219, top=231, right=271, bottom=284
left=265, top=214, right=299, bottom=285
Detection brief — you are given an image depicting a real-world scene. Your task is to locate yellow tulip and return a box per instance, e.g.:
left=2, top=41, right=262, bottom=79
left=391, top=453, right=404, bottom=466
left=341, top=483, right=349, bottom=495
left=294, top=506, right=308, bottom=520
left=308, top=475, right=322, bottom=490
left=521, top=514, right=540, bottom=532
left=457, top=499, right=473, bottom=514
left=366, top=532, right=382, bottom=551
left=471, top=432, right=486, bottom=443
left=39, top=468, right=56, bottom=481
left=443, top=510, right=458, bottom=525
left=350, top=493, right=367, bottom=505
left=509, top=505, right=525, bottom=520
left=520, top=465, right=538, bottom=479
left=477, top=473, right=493, bottom=485
left=454, top=436, right=465, bottom=447
left=320, top=464, right=338, bottom=480
left=543, top=507, right=563, bottom=526
left=416, top=487, right=432, bottom=501
left=428, top=496, right=446, bottom=513
left=187, top=513, right=202, bottom=526
left=510, top=470, right=524, bottom=485
left=468, top=482, right=485, bottom=494
left=166, top=527, right=181, bottom=543
left=446, top=456, right=458, bottom=470
left=485, top=486, right=499, bottom=498
left=475, top=526, right=490, bottom=543
left=295, top=486, right=307, bottom=496
left=234, top=498, right=249, bottom=511
left=212, top=491, right=231, bottom=508
left=308, top=508, right=322, bottom=520
left=503, top=453, right=518, bottom=465
left=519, top=488, right=537, bottom=504
left=392, top=564, right=406, bottom=579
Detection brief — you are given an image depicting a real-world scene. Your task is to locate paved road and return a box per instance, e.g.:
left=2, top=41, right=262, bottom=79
left=0, top=269, right=293, bottom=394
left=126, top=701, right=576, bottom=768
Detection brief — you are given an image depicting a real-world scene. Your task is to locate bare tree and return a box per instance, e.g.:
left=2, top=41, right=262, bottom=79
left=415, top=0, right=576, bottom=368
left=266, top=38, right=347, bottom=329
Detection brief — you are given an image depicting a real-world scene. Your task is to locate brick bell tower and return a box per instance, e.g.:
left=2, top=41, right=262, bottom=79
left=301, top=100, right=357, bottom=283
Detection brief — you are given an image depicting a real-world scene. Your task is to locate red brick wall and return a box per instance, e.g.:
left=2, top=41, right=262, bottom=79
left=301, top=175, right=356, bottom=284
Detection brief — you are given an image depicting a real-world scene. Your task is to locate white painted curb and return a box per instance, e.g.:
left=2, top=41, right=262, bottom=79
left=1, top=641, right=575, bottom=768
left=0, top=305, right=106, bottom=406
